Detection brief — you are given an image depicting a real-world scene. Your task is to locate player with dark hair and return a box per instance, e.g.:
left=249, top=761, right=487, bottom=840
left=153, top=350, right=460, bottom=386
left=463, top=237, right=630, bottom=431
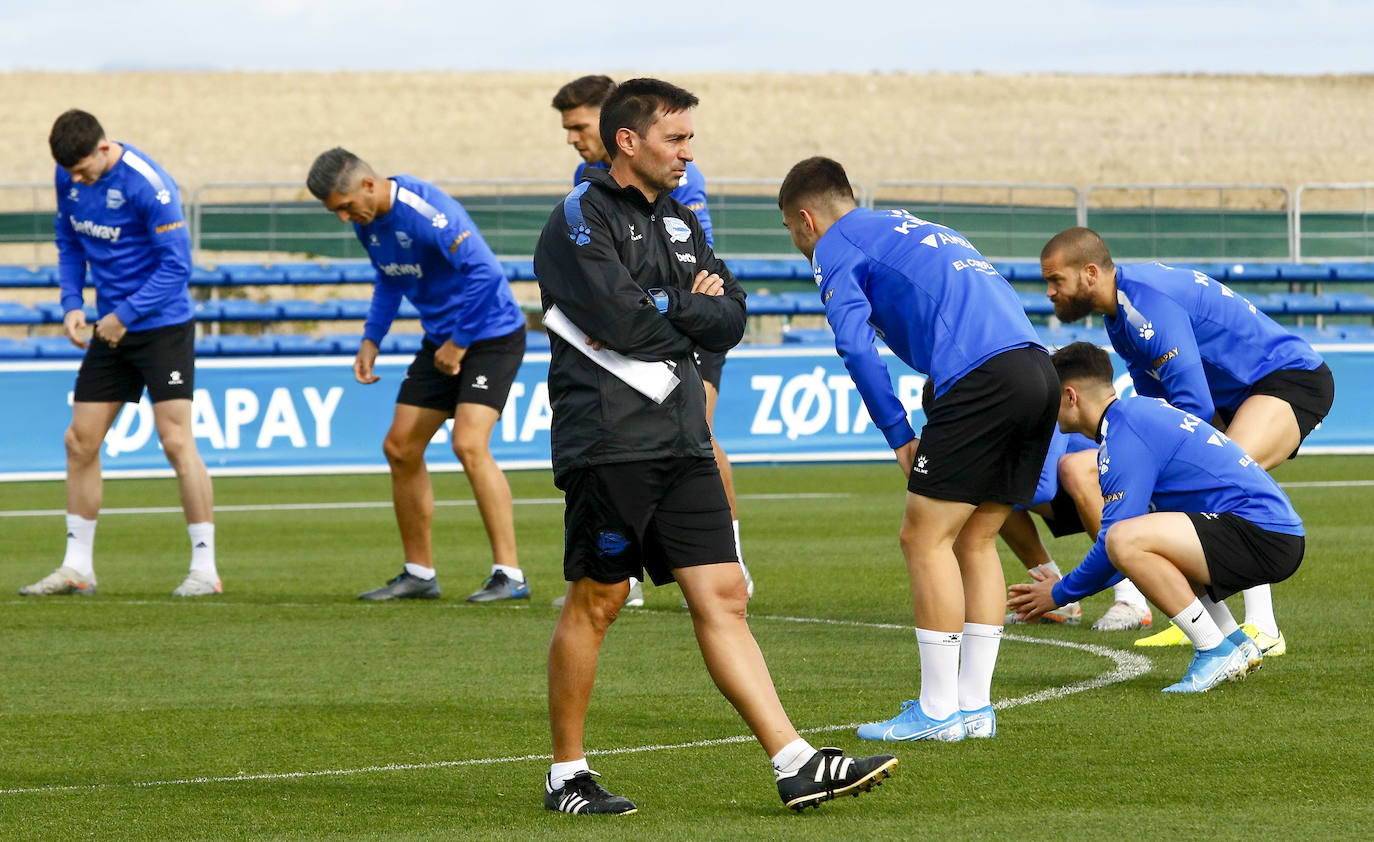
left=1008, top=343, right=1305, bottom=692
left=550, top=75, right=750, bottom=609
left=308, top=148, right=529, bottom=603
left=780, top=156, right=1059, bottom=742
left=535, top=81, right=896, bottom=815
left=20, top=109, right=219, bottom=598
left=1041, top=227, right=1333, bottom=654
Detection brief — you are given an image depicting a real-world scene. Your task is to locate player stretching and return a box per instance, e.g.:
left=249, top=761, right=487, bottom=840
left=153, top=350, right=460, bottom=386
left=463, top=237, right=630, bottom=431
left=1009, top=343, right=1305, bottom=692
left=307, top=149, right=528, bottom=603
left=780, top=157, right=1059, bottom=741
left=21, top=109, right=219, bottom=598
left=1041, top=227, right=1333, bottom=655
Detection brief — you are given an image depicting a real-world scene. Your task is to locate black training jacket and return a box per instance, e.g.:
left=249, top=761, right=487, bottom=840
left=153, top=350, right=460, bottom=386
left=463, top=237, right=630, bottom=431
left=534, top=167, right=747, bottom=483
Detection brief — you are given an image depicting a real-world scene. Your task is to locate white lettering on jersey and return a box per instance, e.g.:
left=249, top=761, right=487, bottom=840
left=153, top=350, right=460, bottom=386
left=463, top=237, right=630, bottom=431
left=378, top=263, right=423, bottom=277
left=69, top=216, right=121, bottom=242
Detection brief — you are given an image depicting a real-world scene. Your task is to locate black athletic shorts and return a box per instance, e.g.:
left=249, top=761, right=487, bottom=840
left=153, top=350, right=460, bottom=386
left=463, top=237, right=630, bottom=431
left=1185, top=511, right=1305, bottom=602
left=74, top=319, right=195, bottom=404
left=693, top=347, right=726, bottom=391
left=560, top=457, right=736, bottom=586
left=910, top=346, right=1060, bottom=507
left=1217, top=363, right=1335, bottom=459
left=396, top=328, right=525, bottom=414
left=1043, top=484, right=1088, bottom=538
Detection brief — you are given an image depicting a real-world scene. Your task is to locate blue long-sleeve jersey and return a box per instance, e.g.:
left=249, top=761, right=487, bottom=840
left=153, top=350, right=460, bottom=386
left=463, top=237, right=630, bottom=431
left=53, top=143, right=193, bottom=332
left=575, top=161, right=713, bottom=246
left=355, top=176, right=525, bottom=349
left=1052, top=396, right=1304, bottom=606
left=1028, top=426, right=1097, bottom=509
left=813, top=208, right=1044, bottom=449
left=1106, top=262, right=1324, bottom=420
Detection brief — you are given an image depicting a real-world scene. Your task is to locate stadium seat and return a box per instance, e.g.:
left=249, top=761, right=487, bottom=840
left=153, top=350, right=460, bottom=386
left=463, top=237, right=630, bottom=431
left=380, top=333, right=423, bottom=354
left=323, top=333, right=366, bottom=353
left=32, top=336, right=86, bottom=358
left=1330, top=263, right=1374, bottom=283
left=503, top=260, right=536, bottom=281
left=728, top=259, right=811, bottom=281
left=1246, top=293, right=1288, bottom=314
left=194, top=336, right=221, bottom=356
left=997, top=261, right=1041, bottom=282
left=277, top=299, right=342, bottom=320
left=780, top=327, right=834, bottom=345
left=1286, top=325, right=1347, bottom=344
left=746, top=293, right=796, bottom=315
left=1186, top=262, right=1234, bottom=282
left=334, top=298, right=372, bottom=319
left=0, top=302, right=41, bottom=324
left=1276, top=264, right=1333, bottom=283
left=189, top=266, right=227, bottom=286
left=1274, top=293, right=1342, bottom=315
left=273, top=334, right=335, bottom=355
left=1018, top=292, right=1054, bottom=316
left=339, top=262, right=377, bottom=283
left=281, top=264, right=344, bottom=284
left=34, top=302, right=97, bottom=323
left=194, top=300, right=225, bottom=320
left=1334, top=294, right=1374, bottom=315
left=0, top=266, right=55, bottom=287
left=0, top=336, right=31, bottom=358
left=215, top=335, right=278, bottom=355
left=1224, top=263, right=1282, bottom=283
left=219, top=264, right=288, bottom=285
left=779, top=291, right=824, bottom=314
left=217, top=299, right=281, bottom=320
left=1336, top=324, right=1374, bottom=342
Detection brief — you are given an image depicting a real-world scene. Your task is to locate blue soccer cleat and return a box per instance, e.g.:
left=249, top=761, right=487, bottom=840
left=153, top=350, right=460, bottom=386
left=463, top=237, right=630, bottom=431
left=961, top=705, right=996, bottom=738
left=1227, top=628, right=1263, bottom=676
left=466, top=570, right=530, bottom=603
left=1161, top=641, right=1248, bottom=693
left=857, top=699, right=966, bottom=742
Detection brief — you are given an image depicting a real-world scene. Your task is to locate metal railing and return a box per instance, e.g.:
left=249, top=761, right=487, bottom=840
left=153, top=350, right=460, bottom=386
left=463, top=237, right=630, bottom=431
left=1082, top=183, right=1292, bottom=261
left=871, top=181, right=1082, bottom=260
left=1294, top=183, right=1374, bottom=262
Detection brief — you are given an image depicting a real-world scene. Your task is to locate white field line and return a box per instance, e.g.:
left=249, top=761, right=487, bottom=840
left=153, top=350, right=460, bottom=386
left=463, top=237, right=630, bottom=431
left=0, top=612, right=1151, bottom=796
left=0, top=492, right=847, bottom=519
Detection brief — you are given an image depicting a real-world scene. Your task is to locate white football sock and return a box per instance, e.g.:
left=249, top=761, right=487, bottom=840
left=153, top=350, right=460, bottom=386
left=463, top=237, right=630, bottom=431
left=1040, top=560, right=1062, bottom=577
left=492, top=563, right=524, bottom=583
left=62, top=514, right=97, bottom=577
left=187, top=523, right=216, bottom=578
left=1200, top=594, right=1240, bottom=636
left=1241, top=584, right=1279, bottom=637
left=548, top=757, right=590, bottom=790
left=1113, top=578, right=1149, bottom=609
left=770, top=737, right=818, bottom=779
left=916, top=628, right=962, bottom=720
left=958, top=622, right=1003, bottom=712
left=1171, top=598, right=1224, bottom=651
left=404, top=562, right=436, bottom=580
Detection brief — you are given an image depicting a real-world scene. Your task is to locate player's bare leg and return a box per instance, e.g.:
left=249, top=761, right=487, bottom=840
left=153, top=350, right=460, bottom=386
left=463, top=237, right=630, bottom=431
left=704, top=381, right=752, bottom=597
left=548, top=577, right=631, bottom=761
left=900, top=494, right=977, bottom=633
left=64, top=401, right=122, bottom=519
left=382, top=404, right=450, bottom=569
left=153, top=398, right=212, bottom=524
left=451, top=402, right=519, bottom=570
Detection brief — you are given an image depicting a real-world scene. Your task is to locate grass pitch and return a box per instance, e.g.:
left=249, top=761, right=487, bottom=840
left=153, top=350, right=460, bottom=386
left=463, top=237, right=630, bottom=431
left=1, top=458, right=1371, bottom=840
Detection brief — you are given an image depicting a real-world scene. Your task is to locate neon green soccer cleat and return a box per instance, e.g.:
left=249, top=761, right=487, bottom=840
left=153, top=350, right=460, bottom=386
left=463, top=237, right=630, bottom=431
left=1240, top=623, right=1287, bottom=657
left=1134, top=621, right=1190, bottom=647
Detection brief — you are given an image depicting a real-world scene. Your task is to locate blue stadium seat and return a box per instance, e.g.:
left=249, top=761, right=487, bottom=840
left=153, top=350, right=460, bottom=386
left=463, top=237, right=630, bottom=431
left=1286, top=325, right=1346, bottom=344
left=273, top=335, right=335, bottom=355
left=323, top=333, right=365, bottom=353
left=32, top=336, right=86, bottom=358
left=0, top=336, right=32, bottom=358
left=34, top=302, right=97, bottom=323
left=524, top=330, right=551, bottom=351
left=503, top=260, right=536, bottom=281
left=189, top=266, right=226, bottom=286
left=1276, top=264, right=1333, bottom=283
left=1336, top=324, right=1374, bottom=342
left=194, top=300, right=225, bottom=320
left=1274, top=293, right=1341, bottom=315
left=729, top=259, right=811, bottom=281
left=381, top=333, right=423, bottom=354
left=335, top=298, right=372, bottom=319
left=217, top=299, right=281, bottom=320
left=1334, top=294, right=1374, bottom=315
left=339, top=262, right=377, bottom=283
left=1186, top=262, right=1234, bottom=282
left=0, top=302, right=41, bottom=324
left=1246, top=293, right=1287, bottom=314
left=1330, top=263, right=1374, bottom=283
left=194, top=336, right=221, bottom=356
left=278, top=299, right=342, bottom=320
left=780, top=327, right=834, bottom=345
left=281, top=264, right=344, bottom=284
left=998, top=261, right=1041, bottom=282
left=1018, top=292, right=1054, bottom=316
left=746, top=293, right=797, bottom=315
left=0, top=266, right=55, bottom=287
left=219, top=264, right=288, bottom=285
left=216, top=335, right=278, bottom=355
left=779, top=291, right=824, bottom=314
left=1224, top=263, right=1281, bottom=283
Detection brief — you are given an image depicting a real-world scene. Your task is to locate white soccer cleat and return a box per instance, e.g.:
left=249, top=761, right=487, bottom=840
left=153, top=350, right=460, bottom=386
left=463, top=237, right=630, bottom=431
left=18, top=565, right=97, bottom=596
left=1090, top=601, right=1153, bottom=631
left=173, top=570, right=222, bottom=597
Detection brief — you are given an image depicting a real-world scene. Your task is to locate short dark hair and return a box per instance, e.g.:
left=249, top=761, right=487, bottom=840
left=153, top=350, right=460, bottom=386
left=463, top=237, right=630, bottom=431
left=552, top=75, right=616, bottom=111
left=777, top=157, right=857, bottom=213
left=1051, top=341, right=1115, bottom=386
left=1042, top=226, right=1114, bottom=271
left=598, top=78, right=698, bottom=161
left=306, top=147, right=372, bottom=201
left=49, top=109, right=105, bottom=168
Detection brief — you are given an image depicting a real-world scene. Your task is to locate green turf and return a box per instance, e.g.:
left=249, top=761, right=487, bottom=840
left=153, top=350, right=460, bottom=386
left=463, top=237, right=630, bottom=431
left=1, top=458, right=1371, bottom=840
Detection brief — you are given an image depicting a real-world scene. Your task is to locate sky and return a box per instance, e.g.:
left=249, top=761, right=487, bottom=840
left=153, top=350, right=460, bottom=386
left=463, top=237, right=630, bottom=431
left=1, top=0, right=1371, bottom=74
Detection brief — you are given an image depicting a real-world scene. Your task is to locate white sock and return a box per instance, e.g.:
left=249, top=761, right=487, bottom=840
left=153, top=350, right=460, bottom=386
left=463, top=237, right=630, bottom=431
left=1040, top=560, right=1062, bottom=578
left=1171, top=598, right=1224, bottom=651
left=1200, top=594, right=1240, bottom=636
left=958, top=623, right=1003, bottom=712
left=492, top=563, right=524, bottom=583
left=548, top=757, right=590, bottom=790
left=187, top=522, right=216, bottom=578
left=916, top=628, right=962, bottom=720
left=1241, top=584, right=1279, bottom=637
left=62, top=514, right=97, bottom=577
left=1113, top=578, right=1148, bottom=609
left=770, top=737, right=818, bottom=779
left=404, top=562, right=436, bottom=580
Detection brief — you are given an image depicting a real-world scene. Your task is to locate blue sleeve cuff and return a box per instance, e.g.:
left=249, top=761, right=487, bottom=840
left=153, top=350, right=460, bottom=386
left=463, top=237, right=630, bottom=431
left=880, top=419, right=917, bottom=449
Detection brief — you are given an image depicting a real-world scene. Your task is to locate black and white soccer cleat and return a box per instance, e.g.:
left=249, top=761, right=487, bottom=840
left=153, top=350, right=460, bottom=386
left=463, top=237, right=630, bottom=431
left=776, top=747, right=898, bottom=811
left=544, top=770, right=638, bottom=816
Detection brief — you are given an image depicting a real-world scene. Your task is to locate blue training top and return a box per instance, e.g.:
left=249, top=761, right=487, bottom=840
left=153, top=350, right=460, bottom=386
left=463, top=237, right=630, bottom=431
left=355, top=176, right=525, bottom=348
left=1027, top=426, right=1097, bottom=509
left=1106, top=262, right=1324, bottom=420
left=1052, top=396, right=1304, bottom=606
left=812, top=207, right=1044, bottom=449
left=54, top=142, right=193, bottom=332
left=575, top=160, right=713, bottom=246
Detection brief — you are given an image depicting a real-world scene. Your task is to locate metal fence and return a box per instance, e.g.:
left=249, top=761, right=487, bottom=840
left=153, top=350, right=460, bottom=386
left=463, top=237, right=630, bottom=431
left=10, top=178, right=1374, bottom=264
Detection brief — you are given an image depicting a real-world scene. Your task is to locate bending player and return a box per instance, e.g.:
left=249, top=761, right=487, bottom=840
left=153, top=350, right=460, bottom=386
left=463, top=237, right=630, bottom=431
left=21, top=109, right=219, bottom=598
left=307, top=148, right=529, bottom=603
left=1008, top=343, right=1305, bottom=693
left=1041, top=228, right=1333, bottom=655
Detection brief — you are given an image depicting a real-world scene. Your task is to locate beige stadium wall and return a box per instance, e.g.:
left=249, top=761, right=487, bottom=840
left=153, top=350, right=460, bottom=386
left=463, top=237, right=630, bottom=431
left=3, top=72, right=1373, bottom=191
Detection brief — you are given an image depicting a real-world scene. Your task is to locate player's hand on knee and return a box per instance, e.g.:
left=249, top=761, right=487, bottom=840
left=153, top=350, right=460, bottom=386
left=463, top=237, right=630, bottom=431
left=63, top=309, right=91, bottom=349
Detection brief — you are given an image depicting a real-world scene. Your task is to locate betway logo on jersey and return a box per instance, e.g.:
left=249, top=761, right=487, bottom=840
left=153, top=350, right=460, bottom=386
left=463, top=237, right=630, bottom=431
left=378, top=263, right=423, bottom=278
left=69, top=216, right=121, bottom=242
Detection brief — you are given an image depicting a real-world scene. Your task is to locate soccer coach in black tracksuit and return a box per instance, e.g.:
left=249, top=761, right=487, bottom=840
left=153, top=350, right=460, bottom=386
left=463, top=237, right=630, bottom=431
left=533, top=78, right=897, bottom=815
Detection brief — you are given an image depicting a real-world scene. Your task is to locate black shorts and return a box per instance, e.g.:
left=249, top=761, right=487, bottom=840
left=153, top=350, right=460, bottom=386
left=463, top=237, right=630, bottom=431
left=910, top=346, right=1060, bottom=507
left=560, top=457, right=736, bottom=586
left=1218, top=363, right=1334, bottom=459
left=396, top=328, right=525, bottom=414
left=1043, top=484, right=1088, bottom=538
left=74, top=319, right=195, bottom=404
left=1186, top=512, right=1305, bottom=602
left=693, top=347, right=726, bottom=391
